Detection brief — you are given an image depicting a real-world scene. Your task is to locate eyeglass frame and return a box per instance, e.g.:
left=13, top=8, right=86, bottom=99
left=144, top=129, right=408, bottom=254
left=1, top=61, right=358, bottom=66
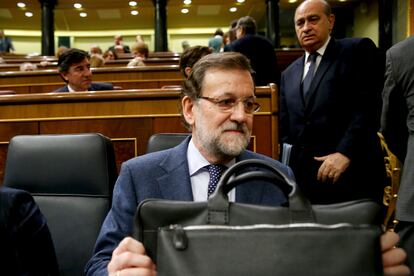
left=196, top=95, right=261, bottom=114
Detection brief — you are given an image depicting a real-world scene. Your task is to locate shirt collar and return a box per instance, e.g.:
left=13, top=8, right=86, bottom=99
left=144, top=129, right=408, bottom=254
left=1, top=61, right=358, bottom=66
left=305, top=36, right=331, bottom=61
left=67, top=84, right=88, bottom=92
left=187, top=137, right=235, bottom=176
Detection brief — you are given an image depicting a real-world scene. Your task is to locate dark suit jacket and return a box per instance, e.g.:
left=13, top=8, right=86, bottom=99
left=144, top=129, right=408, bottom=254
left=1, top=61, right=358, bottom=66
left=227, top=34, right=279, bottom=86
left=85, top=136, right=293, bottom=275
left=0, top=37, right=14, bottom=52
left=54, top=82, right=113, bottom=92
left=280, top=37, right=385, bottom=204
left=381, top=35, right=414, bottom=222
left=0, top=187, right=58, bottom=275
left=108, top=45, right=130, bottom=54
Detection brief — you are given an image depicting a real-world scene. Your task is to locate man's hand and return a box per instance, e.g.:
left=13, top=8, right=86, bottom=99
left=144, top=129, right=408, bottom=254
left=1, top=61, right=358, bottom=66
left=381, top=231, right=410, bottom=276
left=314, top=152, right=350, bottom=183
left=107, top=237, right=157, bottom=276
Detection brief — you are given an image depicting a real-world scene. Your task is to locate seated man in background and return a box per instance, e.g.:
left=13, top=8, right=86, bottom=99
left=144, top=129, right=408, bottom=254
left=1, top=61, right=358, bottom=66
left=90, top=54, right=105, bottom=68
left=127, top=42, right=149, bottom=67
left=108, top=34, right=130, bottom=54
left=103, top=49, right=117, bottom=62
left=179, top=45, right=212, bottom=78
left=89, top=44, right=103, bottom=56
left=0, top=186, right=59, bottom=275
left=85, top=52, right=410, bottom=276
left=55, top=48, right=113, bottom=92
left=19, top=62, right=37, bottom=71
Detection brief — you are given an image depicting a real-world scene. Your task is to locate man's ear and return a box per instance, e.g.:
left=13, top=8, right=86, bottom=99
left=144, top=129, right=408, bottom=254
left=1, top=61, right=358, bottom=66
left=328, top=14, right=335, bottom=33
left=60, top=72, right=69, bottom=82
left=184, top=67, right=192, bottom=78
left=182, top=96, right=195, bottom=127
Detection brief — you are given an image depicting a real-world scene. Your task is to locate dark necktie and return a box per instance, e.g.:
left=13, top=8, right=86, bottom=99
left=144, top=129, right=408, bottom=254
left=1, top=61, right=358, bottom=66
left=302, top=52, right=318, bottom=98
left=207, top=164, right=225, bottom=197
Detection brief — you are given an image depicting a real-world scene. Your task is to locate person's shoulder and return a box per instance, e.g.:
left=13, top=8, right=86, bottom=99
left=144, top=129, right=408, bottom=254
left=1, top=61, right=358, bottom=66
left=282, top=54, right=303, bottom=75
left=91, top=82, right=113, bottom=90
left=0, top=187, right=36, bottom=223
left=53, top=86, right=69, bottom=92
left=240, top=151, right=293, bottom=176
left=388, top=36, right=414, bottom=55
left=123, top=139, right=188, bottom=171
left=0, top=187, right=32, bottom=203
left=336, top=37, right=376, bottom=50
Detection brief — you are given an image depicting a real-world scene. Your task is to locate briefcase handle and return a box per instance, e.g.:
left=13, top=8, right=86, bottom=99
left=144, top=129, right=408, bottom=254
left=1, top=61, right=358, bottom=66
left=207, top=159, right=315, bottom=224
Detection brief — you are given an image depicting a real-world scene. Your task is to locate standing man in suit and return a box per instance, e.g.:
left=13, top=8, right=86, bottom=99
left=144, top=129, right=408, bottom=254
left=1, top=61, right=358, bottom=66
left=279, top=0, right=385, bottom=204
left=54, top=48, right=113, bottom=92
left=0, top=29, right=14, bottom=53
left=226, top=16, right=279, bottom=86
left=381, top=35, right=414, bottom=270
left=208, top=28, right=224, bottom=53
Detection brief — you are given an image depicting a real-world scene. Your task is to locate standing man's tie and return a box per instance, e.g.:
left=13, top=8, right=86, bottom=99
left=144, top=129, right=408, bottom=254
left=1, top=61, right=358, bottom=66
left=207, top=164, right=226, bottom=197
left=302, top=52, right=318, bottom=98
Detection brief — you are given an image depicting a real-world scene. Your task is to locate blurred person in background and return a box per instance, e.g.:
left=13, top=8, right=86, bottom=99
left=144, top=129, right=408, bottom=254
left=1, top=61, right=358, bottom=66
left=127, top=42, right=149, bottom=67
left=0, top=29, right=15, bottom=53
left=108, top=34, right=130, bottom=53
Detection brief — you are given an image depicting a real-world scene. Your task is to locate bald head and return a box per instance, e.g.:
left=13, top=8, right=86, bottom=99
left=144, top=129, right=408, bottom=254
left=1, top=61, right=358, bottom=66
left=294, top=0, right=335, bottom=53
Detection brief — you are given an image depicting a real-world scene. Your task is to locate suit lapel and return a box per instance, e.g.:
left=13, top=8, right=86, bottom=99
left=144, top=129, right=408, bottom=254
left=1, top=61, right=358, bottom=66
left=156, top=137, right=194, bottom=201
left=290, top=56, right=307, bottom=108
left=304, top=39, right=337, bottom=108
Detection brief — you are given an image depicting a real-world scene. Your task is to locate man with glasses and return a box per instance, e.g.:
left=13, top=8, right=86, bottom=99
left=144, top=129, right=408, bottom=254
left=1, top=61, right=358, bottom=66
left=86, top=52, right=409, bottom=276
left=86, top=52, right=290, bottom=275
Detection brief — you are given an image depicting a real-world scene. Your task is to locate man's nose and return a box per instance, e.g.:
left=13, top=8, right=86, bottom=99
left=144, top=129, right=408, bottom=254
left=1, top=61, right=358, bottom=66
left=303, top=21, right=311, bottom=31
left=230, top=102, right=249, bottom=122
left=84, top=68, right=92, bottom=77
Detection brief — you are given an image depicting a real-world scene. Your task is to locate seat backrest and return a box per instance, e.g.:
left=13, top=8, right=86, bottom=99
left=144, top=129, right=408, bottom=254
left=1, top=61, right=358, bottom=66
left=3, top=133, right=118, bottom=276
left=146, top=133, right=190, bottom=153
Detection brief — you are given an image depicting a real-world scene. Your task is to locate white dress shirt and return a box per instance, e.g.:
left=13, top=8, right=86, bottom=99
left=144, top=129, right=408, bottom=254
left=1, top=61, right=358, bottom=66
left=187, top=138, right=235, bottom=202
left=302, top=36, right=331, bottom=81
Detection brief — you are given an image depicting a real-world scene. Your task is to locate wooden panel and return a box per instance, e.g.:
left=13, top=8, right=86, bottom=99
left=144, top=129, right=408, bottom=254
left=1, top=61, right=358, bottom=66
left=0, top=87, right=278, bottom=183
left=275, top=49, right=304, bottom=72
left=0, top=65, right=182, bottom=86
left=0, top=80, right=183, bottom=94
left=0, top=144, right=9, bottom=184
left=112, top=139, right=137, bottom=172
left=104, top=58, right=179, bottom=67
left=39, top=118, right=153, bottom=156
left=0, top=122, right=39, bottom=140
left=252, top=116, right=272, bottom=157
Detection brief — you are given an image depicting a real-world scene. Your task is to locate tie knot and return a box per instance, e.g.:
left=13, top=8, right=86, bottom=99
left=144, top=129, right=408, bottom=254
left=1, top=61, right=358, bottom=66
left=207, top=164, right=226, bottom=180
left=308, top=52, right=318, bottom=62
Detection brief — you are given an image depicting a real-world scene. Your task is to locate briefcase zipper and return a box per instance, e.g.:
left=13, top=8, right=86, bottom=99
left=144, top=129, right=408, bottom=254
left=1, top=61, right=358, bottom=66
left=164, top=223, right=370, bottom=251
left=175, top=223, right=358, bottom=231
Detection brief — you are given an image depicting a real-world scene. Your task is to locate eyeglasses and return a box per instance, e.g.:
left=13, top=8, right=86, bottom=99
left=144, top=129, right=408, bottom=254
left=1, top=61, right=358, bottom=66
left=198, top=96, right=261, bottom=114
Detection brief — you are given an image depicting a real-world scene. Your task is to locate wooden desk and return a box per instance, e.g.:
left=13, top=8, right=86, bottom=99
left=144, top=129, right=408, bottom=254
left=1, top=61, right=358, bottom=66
left=0, top=85, right=279, bottom=183
left=104, top=57, right=180, bottom=67
left=0, top=65, right=184, bottom=93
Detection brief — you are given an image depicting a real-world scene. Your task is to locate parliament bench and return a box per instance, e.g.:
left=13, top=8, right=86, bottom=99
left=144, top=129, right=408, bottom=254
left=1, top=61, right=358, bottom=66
left=0, top=65, right=184, bottom=94
left=0, top=85, right=279, bottom=183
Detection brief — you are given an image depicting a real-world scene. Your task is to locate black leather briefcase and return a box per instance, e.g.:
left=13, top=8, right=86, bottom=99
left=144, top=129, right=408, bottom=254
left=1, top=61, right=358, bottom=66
left=134, top=159, right=383, bottom=276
